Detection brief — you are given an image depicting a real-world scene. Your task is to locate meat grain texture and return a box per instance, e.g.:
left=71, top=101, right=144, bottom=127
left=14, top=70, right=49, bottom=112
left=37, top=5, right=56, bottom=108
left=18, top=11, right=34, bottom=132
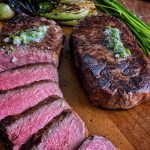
left=70, top=14, right=150, bottom=109
left=0, top=14, right=89, bottom=150
left=21, top=111, right=88, bottom=150
left=0, top=97, right=70, bottom=150
left=0, top=81, right=63, bottom=121
left=0, top=63, right=58, bottom=91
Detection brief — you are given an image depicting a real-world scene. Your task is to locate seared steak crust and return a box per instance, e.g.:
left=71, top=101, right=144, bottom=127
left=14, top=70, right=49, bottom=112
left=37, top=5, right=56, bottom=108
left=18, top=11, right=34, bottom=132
left=70, top=14, right=150, bottom=109
left=0, top=13, right=63, bottom=72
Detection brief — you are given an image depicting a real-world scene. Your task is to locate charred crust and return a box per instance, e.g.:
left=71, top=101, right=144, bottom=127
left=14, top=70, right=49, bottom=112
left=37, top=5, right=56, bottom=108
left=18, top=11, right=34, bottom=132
left=70, top=14, right=150, bottom=109
left=0, top=125, right=13, bottom=149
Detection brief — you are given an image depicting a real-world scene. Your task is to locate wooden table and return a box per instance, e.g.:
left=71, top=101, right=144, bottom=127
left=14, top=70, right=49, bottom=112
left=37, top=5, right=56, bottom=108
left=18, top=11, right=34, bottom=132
left=60, top=1, right=150, bottom=150
left=0, top=1, right=150, bottom=150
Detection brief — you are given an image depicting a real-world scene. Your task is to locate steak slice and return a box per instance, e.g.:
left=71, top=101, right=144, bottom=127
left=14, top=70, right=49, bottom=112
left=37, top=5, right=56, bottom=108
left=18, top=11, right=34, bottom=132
left=21, top=111, right=88, bottom=150
left=0, top=63, right=58, bottom=91
left=70, top=14, right=150, bottom=109
left=0, top=97, right=70, bottom=150
left=0, top=13, right=63, bottom=72
left=78, top=136, right=117, bottom=150
left=0, top=81, right=63, bottom=121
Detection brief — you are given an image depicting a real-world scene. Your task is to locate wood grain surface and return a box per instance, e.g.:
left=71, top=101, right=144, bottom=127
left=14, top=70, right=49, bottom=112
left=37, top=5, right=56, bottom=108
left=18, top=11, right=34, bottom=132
left=60, top=1, right=150, bottom=150
left=0, top=0, right=150, bottom=150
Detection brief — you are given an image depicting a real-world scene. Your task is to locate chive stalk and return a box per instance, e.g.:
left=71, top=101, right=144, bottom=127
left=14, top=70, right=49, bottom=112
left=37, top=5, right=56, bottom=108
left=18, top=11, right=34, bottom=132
left=95, top=0, right=150, bottom=57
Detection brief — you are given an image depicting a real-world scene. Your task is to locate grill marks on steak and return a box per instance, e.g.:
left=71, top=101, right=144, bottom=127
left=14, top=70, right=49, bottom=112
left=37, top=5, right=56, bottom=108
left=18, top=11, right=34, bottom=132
left=0, top=63, right=58, bottom=91
left=21, top=110, right=87, bottom=150
left=78, top=136, right=117, bottom=150
left=0, top=13, right=63, bottom=72
left=70, top=14, right=150, bottom=109
left=0, top=81, right=63, bottom=121
left=0, top=97, right=70, bottom=150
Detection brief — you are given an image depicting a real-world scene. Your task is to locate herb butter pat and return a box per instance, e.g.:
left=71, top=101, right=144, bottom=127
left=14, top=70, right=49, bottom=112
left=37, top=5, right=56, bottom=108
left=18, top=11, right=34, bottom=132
left=104, top=26, right=131, bottom=58
left=3, top=25, right=48, bottom=46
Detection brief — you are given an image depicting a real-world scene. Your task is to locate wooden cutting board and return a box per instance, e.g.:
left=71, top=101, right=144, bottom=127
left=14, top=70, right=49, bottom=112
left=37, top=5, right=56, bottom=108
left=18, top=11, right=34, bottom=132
left=0, top=0, right=150, bottom=150
left=59, top=1, right=150, bottom=150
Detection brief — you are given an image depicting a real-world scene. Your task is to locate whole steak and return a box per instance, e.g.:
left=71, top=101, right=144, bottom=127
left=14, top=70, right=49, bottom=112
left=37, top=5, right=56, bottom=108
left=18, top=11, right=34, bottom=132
left=70, top=14, right=150, bottom=109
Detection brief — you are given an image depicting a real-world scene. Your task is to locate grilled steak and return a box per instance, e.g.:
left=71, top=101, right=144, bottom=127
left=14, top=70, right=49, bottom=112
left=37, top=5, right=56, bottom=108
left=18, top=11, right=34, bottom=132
left=0, top=63, right=58, bottom=91
left=0, top=81, right=63, bottom=121
left=0, top=13, right=63, bottom=72
left=0, top=97, right=70, bottom=150
left=70, top=14, right=150, bottom=109
left=21, top=111, right=88, bottom=150
left=78, top=136, right=117, bottom=150
left=0, top=13, right=88, bottom=150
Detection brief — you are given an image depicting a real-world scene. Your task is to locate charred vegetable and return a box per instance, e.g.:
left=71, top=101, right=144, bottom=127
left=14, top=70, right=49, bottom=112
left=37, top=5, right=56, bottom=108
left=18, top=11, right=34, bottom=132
left=6, top=0, right=97, bottom=26
left=0, top=3, right=14, bottom=20
left=37, top=1, right=56, bottom=13
left=40, top=0, right=97, bottom=25
left=40, top=4, right=89, bottom=21
left=6, top=0, right=58, bottom=15
left=7, top=0, right=37, bottom=15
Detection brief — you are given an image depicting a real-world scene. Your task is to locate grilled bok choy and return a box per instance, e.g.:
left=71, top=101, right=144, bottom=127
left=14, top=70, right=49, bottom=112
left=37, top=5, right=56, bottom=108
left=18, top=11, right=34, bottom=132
left=6, top=0, right=97, bottom=26
left=40, top=5, right=89, bottom=21
left=95, top=0, right=150, bottom=57
left=40, top=0, right=97, bottom=25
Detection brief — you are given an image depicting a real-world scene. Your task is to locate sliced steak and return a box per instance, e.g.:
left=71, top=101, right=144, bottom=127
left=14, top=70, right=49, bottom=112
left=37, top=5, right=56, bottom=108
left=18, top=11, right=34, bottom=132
left=0, top=63, right=58, bottom=91
left=70, top=14, right=150, bottom=109
left=0, top=97, right=70, bottom=150
left=78, top=136, right=117, bottom=150
left=0, top=13, right=63, bottom=72
left=0, top=81, right=63, bottom=121
left=21, top=110, right=88, bottom=150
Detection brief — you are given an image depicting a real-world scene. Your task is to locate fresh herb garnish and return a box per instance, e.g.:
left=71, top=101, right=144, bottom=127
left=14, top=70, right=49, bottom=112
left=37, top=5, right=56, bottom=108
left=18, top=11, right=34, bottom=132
left=104, top=26, right=131, bottom=58
left=95, top=0, right=150, bottom=57
left=3, top=25, right=48, bottom=46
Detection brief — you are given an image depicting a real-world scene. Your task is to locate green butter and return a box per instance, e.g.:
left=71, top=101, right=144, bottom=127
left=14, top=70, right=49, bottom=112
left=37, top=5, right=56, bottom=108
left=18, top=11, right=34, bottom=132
left=104, top=26, right=131, bottom=58
left=3, top=25, right=48, bottom=46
